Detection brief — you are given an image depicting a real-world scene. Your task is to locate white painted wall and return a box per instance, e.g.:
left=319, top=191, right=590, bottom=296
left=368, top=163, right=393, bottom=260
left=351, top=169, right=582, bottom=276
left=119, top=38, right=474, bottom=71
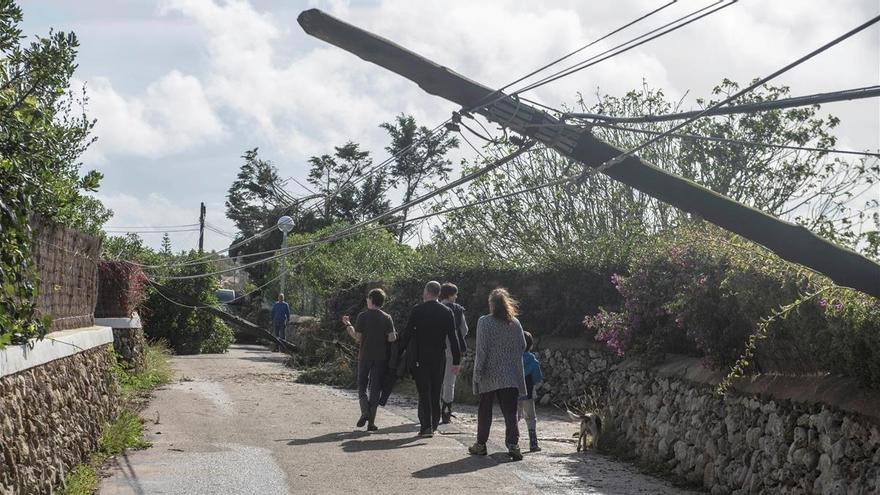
left=0, top=326, right=113, bottom=378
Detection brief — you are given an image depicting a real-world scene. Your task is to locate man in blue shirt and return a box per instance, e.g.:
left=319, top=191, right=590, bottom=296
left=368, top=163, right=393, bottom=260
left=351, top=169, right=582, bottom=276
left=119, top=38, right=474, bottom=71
left=271, top=293, right=290, bottom=349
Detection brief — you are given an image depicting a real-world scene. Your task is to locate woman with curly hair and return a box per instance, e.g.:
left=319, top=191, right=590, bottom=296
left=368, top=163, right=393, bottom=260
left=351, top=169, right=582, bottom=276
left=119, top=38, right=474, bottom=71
left=469, top=288, right=527, bottom=460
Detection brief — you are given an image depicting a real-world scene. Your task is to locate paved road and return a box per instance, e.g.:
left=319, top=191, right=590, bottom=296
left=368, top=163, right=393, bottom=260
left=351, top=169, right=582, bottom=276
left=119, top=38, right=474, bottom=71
left=100, top=345, right=696, bottom=494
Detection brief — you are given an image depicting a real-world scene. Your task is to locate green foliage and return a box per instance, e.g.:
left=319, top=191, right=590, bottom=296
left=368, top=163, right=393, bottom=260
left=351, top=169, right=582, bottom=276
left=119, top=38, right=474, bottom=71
left=111, top=342, right=173, bottom=399
left=142, top=251, right=234, bottom=355
left=99, top=410, right=150, bottom=456
left=61, top=464, right=99, bottom=495
left=381, top=113, right=459, bottom=242
left=307, top=141, right=390, bottom=223
left=290, top=224, right=414, bottom=302
left=442, top=80, right=879, bottom=266
left=585, top=224, right=880, bottom=388
left=0, top=0, right=109, bottom=344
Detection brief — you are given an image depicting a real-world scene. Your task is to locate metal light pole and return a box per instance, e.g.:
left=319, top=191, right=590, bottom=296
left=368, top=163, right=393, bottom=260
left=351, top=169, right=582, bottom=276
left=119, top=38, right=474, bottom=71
left=276, top=216, right=294, bottom=296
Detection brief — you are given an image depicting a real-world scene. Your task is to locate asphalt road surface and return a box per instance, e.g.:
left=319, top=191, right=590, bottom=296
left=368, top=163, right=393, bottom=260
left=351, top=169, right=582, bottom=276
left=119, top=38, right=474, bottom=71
left=100, top=345, right=696, bottom=494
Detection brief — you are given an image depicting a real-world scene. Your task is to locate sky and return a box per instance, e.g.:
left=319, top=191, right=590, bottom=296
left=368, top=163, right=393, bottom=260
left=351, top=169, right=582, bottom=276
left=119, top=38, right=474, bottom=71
left=20, top=0, right=880, bottom=251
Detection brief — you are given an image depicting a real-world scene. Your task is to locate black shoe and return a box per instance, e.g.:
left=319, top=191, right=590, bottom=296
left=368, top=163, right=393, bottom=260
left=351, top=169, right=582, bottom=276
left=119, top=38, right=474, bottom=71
left=356, top=415, right=368, bottom=428
left=440, top=402, right=452, bottom=424
left=418, top=429, right=434, bottom=438
left=528, top=429, right=541, bottom=452
left=468, top=443, right=487, bottom=455
left=508, top=444, right=523, bottom=461
left=367, top=406, right=378, bottom=431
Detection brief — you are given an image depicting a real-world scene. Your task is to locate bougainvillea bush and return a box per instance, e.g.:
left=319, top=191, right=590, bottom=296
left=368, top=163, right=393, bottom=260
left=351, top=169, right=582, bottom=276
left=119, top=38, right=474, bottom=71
left=584, top=225, right=880, bottom=388
left=95, top=261, right=148, bottom=318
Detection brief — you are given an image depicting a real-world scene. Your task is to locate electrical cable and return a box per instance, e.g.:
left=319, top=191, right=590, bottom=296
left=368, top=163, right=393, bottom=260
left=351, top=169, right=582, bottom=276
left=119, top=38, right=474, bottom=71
left=578, top=11, right=880, bottom=178
left=564, top=85, right=880, bottom=123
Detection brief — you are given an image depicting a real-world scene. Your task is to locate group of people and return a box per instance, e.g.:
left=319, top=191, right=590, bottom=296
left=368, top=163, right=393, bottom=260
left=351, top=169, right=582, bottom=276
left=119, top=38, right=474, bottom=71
left=341, top=281, right=544, bottom=461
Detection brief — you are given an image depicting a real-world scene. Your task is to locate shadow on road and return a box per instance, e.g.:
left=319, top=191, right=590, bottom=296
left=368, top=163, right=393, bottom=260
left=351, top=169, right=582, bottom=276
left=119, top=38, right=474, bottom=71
left=282, top=423, right=419, bottom=446
left=411, top=453, right=511, bottom=479
left=341, top=436, right=425, bottom=452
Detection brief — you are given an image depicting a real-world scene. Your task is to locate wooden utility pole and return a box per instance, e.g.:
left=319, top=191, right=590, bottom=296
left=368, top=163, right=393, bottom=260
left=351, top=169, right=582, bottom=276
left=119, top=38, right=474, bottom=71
left=198, top=202, right=206, bottom=253
left=297, top=9, right=880, bottom=299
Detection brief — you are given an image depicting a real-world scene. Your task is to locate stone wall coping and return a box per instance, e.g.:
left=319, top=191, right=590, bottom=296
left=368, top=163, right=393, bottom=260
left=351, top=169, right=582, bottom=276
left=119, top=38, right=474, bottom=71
left=617, top=355, right=880, bottom=423
left=0, top=326, right=113, bottom=378
left=94, top=313, right=142, bottom=329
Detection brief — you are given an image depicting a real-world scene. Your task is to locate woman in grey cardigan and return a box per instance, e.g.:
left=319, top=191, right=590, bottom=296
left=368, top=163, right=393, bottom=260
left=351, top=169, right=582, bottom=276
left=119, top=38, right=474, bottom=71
left=469, top=288, right=527, bottom=460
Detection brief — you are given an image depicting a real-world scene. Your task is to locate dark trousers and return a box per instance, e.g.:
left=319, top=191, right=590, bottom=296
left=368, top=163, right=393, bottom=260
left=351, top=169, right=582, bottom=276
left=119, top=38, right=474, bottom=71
left=273, top=320, right=285, bottom=340
left=413, top=356, right=446, bottom=431
left=477, top=387, right=520, bottom=447
left=357, top=359, right=386, bottom=417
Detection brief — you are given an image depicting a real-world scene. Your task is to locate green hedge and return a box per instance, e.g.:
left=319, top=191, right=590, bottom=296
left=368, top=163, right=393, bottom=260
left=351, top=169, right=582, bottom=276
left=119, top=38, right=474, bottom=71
left=584, top=225, right=880, bottom=388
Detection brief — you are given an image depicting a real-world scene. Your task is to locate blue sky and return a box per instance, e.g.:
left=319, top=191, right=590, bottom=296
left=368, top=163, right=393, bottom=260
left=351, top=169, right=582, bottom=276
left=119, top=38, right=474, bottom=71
left=20, top=0, right=880, bottom=251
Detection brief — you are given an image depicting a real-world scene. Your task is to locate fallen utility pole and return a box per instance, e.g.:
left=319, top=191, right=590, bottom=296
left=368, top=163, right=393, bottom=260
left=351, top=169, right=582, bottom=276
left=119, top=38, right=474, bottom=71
left=150, top=281, right=298, bottom=354
left=297, top=9, right=880, bottom=299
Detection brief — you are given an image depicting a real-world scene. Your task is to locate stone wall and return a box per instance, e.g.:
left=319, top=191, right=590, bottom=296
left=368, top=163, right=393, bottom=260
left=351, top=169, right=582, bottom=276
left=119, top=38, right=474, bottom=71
left=511, top=338, right=880, bottom=494
left=606, top=362, right=880, bottom=495
left=0, top=341, right=118, bottom=494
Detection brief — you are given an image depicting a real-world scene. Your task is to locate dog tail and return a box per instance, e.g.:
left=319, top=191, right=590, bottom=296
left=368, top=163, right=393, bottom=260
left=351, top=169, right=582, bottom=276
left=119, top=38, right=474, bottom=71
left=566, top=410, right=582, bottom=422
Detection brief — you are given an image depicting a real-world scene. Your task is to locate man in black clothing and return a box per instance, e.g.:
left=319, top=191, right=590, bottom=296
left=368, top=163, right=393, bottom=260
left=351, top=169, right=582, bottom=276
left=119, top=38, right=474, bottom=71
left=399, top=281, right=462, bottom=437
left=343, top=288, right=397, bottom=431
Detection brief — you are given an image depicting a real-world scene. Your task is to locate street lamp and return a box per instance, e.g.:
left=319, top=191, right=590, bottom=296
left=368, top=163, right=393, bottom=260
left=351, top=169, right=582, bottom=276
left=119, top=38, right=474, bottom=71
left=276, top=216, right=294, bottom=295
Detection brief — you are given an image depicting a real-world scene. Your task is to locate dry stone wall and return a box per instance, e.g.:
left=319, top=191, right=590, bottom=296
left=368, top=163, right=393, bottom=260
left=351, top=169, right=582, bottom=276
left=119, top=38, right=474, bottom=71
left=606, top=364, right=880, bottom=495
left=0, top=344, right=118, bottom=494
left=523, top=343, right=880, bottom=494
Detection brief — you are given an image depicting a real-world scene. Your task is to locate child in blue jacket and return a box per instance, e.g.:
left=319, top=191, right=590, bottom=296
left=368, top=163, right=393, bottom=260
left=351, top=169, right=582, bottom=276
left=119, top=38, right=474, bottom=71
left=519, top=331, right=544, bottom=452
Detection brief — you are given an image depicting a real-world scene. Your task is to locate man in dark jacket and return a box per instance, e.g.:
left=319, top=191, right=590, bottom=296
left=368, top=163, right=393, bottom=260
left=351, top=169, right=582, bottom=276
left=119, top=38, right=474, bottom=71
left=399, top=281, right=461, bottom=437
left=439, top=283, right=468, bottom=424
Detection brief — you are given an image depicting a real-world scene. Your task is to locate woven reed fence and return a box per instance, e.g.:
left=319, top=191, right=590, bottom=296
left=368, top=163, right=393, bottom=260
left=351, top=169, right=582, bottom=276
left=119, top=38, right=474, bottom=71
left=31, top=217, right=101, bottom=331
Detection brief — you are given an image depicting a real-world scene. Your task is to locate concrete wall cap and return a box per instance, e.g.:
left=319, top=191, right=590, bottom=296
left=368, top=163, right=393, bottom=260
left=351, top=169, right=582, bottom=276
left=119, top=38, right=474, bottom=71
left=0, top=326, right=113, bottom=377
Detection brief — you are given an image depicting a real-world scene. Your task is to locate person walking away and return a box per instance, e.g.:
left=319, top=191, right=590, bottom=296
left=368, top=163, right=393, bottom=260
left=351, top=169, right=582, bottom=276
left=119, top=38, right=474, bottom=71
left=469, top=288, right=527, bottom=461
left=271, top=294, right=290, bottom=351
left=399, top=281, right=462, bottom=437
left=439, top=282, right=468, bottom=424
left=342, top=288, right=397, bottom=431
left=519, top=331, right=544, bottom=452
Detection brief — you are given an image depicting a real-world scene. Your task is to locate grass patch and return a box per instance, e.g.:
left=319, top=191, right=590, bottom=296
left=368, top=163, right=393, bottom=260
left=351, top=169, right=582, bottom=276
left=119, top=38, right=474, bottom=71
left=99, top=410, right=151, bottom=455
left=61, top=464, right=99, bottom=495
left=113, top=342, right=173, bottom=400
left=61, top=342, right=171, bottom=494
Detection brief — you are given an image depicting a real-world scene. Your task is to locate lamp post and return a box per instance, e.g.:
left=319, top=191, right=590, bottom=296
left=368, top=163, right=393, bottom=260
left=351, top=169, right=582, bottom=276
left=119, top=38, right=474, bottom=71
left=276, top=215, right=294, bottom=295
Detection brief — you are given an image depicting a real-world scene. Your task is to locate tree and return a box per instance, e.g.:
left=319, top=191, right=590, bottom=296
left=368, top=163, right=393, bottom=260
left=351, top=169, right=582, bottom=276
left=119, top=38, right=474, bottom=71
left=160, top=233, right=172, bottom=257
left=1, top=1, right=109, bottom=343
left=381, top=114, right=459, bottom=242
left=438, top=80, right=879, bottom=266
left=142, top=251, right=234, bottom=355
left=306, top=141, right=389, bottom=223
left=225, top=148, right=298, bottom=288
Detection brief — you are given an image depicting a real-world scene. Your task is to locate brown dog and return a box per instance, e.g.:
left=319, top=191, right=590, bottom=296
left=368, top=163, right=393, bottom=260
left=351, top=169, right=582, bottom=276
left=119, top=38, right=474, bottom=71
left=567, top=410, right=602, bottom=452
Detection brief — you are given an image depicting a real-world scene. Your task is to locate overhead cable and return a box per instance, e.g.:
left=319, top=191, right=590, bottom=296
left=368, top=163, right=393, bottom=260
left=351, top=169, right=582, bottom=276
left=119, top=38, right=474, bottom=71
left=564, top=85, right=880, bottom=123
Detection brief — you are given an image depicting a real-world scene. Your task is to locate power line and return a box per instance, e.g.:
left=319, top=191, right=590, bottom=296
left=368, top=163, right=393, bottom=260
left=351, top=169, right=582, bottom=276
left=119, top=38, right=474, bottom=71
left=587, top=122, right=880, bottom=159
left=578, top=11, right=880, bottom=179
left=463, top=0, right=679, bottom=114
left=128, top=3, right=686, bottom=273
left=105, top=228, right=200, bottom=234
left=105, top=223, right=199, bottom=229
left=153, top=143, right=539, bottom=281
left=509, top=0, right=736, bottom=98
left=564, top=85, right=880, bottom=123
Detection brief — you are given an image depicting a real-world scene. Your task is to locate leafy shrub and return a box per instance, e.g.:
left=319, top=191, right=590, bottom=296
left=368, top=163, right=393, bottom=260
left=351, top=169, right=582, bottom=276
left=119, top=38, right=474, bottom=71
left=142, top=251, right=234, bottom=355
left=96, top=261, right=148, bottom=318
left=585, top=225, right=880, bottom=388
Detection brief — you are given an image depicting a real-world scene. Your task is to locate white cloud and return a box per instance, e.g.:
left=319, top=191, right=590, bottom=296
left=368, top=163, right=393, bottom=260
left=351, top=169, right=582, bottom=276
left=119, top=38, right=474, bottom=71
left=101, top=192, right=237, bottom=252
left=81, top=70, right=224, bottom=161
